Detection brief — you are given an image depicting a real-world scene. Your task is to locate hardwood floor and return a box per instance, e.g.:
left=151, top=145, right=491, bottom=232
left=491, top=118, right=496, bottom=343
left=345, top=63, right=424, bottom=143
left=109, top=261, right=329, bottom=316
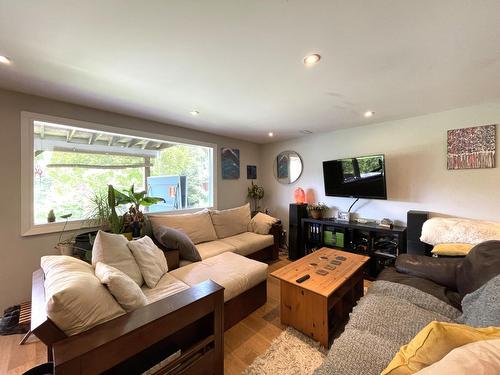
left=224, top=256, right=290, bottom=374
left=0, top=255, right=369, bottom=374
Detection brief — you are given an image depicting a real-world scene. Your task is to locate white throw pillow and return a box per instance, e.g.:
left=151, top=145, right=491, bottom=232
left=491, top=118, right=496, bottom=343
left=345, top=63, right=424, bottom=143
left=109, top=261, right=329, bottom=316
left=250, top=212, right=279, bottom=235
left=127, top=236, right=168, bottom=288
left=92, top=230, right=144, bottom=286
left=415, top=339, right=500, bottom=375
left=149, top=209, right=217, bottom=244
left=41, top=255, right=125, bottom=336
left=95, top=262, right=147, bottom=312
left=210, top=203, right=252, bottom=239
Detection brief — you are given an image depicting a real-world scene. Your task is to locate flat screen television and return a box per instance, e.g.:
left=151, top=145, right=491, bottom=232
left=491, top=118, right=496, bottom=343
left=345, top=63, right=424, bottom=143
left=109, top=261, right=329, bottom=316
left=323, top=154, right=387, bottom=199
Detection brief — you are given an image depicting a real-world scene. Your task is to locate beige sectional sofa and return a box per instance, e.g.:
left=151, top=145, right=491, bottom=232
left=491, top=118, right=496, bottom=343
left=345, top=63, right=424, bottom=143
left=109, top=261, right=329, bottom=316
left=32, top=204, right=281, bottom=372
left=149, top=203, right=281, bottom=269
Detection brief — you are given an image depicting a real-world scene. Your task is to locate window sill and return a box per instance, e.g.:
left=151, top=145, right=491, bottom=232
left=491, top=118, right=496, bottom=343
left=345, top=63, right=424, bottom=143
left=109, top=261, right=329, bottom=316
left=21, top=207, right=214, bottom=237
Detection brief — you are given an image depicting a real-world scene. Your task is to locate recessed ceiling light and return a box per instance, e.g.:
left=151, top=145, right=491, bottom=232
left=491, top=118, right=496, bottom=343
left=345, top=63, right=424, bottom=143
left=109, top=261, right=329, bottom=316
left=268, top=132, right=274, bottom=137
left=303, top=54, right=321, bottom=66
left=0, top=55, right=11, bottom=65
left=300, top=130, right=313, bottom=134
left=364, top=111, right=375, bottom=118
left=190, top=110, right=200, bottom=116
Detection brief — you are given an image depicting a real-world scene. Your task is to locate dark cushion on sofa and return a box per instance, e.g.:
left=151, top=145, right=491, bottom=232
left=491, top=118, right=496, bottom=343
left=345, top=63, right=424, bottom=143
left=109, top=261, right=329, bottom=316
left=377, top=267, right=462, bottom=310
left=153, top=226, right=201, bottom=262
left=456, top=240, right=500, bottom=298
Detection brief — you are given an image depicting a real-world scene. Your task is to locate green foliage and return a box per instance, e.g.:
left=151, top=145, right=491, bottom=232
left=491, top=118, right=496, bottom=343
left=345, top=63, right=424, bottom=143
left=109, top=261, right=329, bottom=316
left=33, top=143, right=211, bottom=225
left=247, top=181, right=264, bottom=212
left=107, top=185, right=123, bottom=234
left=307, top=203, right=329, bottom=211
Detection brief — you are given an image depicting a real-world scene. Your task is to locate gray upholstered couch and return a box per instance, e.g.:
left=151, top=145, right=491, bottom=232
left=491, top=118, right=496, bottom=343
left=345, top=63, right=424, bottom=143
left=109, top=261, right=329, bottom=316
left=314, top=241, right=500, bottom=375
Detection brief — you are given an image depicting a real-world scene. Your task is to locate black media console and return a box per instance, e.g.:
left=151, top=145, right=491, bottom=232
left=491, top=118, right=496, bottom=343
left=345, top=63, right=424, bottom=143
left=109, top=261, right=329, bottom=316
left=301, top=218, right=407, bottom=279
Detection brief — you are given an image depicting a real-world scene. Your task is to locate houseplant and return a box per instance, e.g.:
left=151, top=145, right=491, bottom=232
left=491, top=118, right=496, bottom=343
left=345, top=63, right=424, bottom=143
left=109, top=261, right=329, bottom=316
left=247, top=181, right=265, bottom=215
left=112, top=184, right=165, bottom=238
left=307, top=203, right=328, bottom=219
left=55, top=213, right=74, bottom=256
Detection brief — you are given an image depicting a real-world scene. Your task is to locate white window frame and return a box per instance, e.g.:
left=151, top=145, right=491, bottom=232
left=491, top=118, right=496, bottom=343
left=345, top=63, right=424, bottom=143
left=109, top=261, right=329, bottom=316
left=21, top=111, right=218, bottom=236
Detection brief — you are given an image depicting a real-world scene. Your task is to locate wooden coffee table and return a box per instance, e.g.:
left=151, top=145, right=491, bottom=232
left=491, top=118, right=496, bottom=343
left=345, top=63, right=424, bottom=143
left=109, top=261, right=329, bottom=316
left=271, top=248, right=369, bottom=347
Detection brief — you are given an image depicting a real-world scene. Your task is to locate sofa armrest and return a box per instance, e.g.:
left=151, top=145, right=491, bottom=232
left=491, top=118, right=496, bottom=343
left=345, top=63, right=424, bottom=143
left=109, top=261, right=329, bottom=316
left=269, top=221, right=282, bottom=260
left=52, top=280, right=224, bottom=374
left=395, top=254, right=463, bottom=290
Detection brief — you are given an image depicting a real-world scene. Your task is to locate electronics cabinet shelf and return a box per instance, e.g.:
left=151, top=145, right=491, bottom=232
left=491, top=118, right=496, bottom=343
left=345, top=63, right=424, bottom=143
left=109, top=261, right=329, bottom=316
left=301, top=218, right=407, bottom=279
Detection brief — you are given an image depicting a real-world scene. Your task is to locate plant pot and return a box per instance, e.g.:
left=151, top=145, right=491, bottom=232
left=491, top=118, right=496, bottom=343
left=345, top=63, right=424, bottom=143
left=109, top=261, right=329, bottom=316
left=56, top=243, right=74, bottom=256
left=310, top=210, right=324, bottom=219
left=122, top=232, right=133, bottom=241
left=132, top=221, right=141, bottom=238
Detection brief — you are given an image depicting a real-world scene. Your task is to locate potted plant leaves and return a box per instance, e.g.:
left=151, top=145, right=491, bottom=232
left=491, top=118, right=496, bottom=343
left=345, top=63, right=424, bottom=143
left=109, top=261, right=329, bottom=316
left=247, top=181, right=265, bottom=216
left=111, top=184, right=165, bottom=238
left=55, top=213, right=74, bottom=256
left=307, top=203, right=329, bottom=219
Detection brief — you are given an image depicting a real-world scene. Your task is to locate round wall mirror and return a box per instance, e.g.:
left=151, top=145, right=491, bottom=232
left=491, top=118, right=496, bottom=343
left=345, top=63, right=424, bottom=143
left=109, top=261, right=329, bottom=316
left=273, top=151, right=303, bottom=184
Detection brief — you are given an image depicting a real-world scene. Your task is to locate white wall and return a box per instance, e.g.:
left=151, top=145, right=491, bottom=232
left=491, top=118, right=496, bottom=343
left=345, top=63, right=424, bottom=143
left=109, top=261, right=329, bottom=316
left=260, top=100, right=500, bottom=232
left=0, top=88, right=260, bottom=311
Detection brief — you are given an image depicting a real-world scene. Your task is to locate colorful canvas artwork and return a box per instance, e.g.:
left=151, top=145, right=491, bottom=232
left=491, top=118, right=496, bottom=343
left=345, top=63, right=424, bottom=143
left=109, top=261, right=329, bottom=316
left=247, top=165, right=257, bottom=179
left=221, top=148, right=240, bottom=179
left=447, top=124, right=496, bottom=170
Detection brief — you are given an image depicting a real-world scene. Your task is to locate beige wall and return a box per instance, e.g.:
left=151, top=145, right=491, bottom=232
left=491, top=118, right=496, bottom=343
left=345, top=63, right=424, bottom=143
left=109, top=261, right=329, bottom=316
left=0, top=88, right=260, bottom=311
left=260, top=100, right=500, bottom=233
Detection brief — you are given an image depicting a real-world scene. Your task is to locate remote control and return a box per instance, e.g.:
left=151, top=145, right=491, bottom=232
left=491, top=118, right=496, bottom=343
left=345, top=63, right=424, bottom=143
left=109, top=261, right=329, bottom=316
left=296, top=274, right=310, bottom=283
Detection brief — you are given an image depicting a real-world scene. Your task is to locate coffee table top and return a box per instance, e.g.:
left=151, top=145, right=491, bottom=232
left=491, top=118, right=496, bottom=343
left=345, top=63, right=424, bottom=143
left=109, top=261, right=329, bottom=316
left=270, top=248, right=369, bottom=297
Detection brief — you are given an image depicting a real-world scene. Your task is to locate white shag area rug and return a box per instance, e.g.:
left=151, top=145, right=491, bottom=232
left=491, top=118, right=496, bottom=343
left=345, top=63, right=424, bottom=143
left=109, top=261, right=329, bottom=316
left=243, top=327, right=327, bottom=375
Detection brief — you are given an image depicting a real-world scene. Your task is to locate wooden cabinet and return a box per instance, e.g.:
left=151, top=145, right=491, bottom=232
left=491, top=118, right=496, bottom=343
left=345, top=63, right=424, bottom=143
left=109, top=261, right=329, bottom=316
left=301, top=218, right=406, bottom=279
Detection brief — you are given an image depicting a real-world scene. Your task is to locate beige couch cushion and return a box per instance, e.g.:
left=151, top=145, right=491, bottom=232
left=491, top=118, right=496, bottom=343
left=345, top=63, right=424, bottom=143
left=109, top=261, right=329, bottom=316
left=92, top=230, right=144, bottom=286
left=250, top=212, right=279, bottom=235
left=141, top=273, right=190, bottom=304
left=127, top=236, right=168, bottom=288
left=95, top=262, right=147, bottom=312
left=195, top=240, right=236, bottom=260
left=170, top=252, right=268, bottom=302
left=220, top=232, right=274, bottom=256
left=149, top=209, right=217, bottom=244
left=41, top=256, right=125, bottom=336
left=210, top=203, right=251, bottom=239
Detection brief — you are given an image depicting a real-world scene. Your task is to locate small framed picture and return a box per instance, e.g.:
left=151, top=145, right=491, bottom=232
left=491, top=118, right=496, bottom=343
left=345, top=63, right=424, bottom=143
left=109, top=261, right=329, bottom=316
left=247, top=165, right=257, bottom=179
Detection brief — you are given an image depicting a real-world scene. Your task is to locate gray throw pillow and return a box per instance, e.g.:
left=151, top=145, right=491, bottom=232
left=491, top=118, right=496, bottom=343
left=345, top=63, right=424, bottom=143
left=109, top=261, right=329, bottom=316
left=153, top=226, right=201, bottom=262
left=457, top=274, right=500, bottom=327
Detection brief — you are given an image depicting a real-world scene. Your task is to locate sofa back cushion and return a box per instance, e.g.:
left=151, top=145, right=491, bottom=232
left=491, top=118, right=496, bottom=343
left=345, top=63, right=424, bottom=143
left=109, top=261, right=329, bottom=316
left=41, top=256, right=125, bottom=336
left=149, top=209, right=217, bottom=244
left=210, top=203, right=251, bottom=239
left=456, top=240, right=500, bottom=297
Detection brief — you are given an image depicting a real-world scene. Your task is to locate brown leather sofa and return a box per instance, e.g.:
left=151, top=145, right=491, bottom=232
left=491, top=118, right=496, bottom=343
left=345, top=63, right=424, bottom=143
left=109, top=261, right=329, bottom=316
left=378, top=240, right=500, bottom=310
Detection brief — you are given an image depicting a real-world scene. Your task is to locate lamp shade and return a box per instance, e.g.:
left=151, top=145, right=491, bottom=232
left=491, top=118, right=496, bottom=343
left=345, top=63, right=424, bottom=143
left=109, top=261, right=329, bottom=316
left=294, top=187, right=306, bottom=204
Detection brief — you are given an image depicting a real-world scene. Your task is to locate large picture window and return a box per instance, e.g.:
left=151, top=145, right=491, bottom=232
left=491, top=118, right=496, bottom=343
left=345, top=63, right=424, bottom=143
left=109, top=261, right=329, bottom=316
left=21, top=112, right=216, bottom=235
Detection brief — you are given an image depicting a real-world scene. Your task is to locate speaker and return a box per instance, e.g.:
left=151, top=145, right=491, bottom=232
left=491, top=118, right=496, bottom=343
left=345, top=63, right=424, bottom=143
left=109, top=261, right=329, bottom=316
left=288, top=203, right=308, bottom=260
left=407, top=210, right=432, bottom=256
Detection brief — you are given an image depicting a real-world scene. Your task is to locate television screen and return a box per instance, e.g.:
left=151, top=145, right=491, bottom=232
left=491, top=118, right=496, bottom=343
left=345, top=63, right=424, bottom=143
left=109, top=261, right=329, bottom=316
left=323, top=154, right=387, bottom=199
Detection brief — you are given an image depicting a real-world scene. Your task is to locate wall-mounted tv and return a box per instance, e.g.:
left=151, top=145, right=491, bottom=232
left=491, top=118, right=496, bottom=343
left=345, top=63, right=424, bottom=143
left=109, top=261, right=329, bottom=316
left=323, top=154, right=387, bottom=200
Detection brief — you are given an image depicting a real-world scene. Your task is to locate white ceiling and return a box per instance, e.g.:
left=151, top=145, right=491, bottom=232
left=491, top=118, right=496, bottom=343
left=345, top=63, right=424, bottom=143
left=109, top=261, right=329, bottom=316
left=1, top=1, right=500, bottom=144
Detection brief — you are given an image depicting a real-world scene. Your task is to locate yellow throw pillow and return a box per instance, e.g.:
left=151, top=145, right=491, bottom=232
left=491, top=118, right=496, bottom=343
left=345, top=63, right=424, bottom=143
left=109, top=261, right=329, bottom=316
left=431, top=243, right=474, bottom=256
left=381, top=322, right=500, bottom=375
